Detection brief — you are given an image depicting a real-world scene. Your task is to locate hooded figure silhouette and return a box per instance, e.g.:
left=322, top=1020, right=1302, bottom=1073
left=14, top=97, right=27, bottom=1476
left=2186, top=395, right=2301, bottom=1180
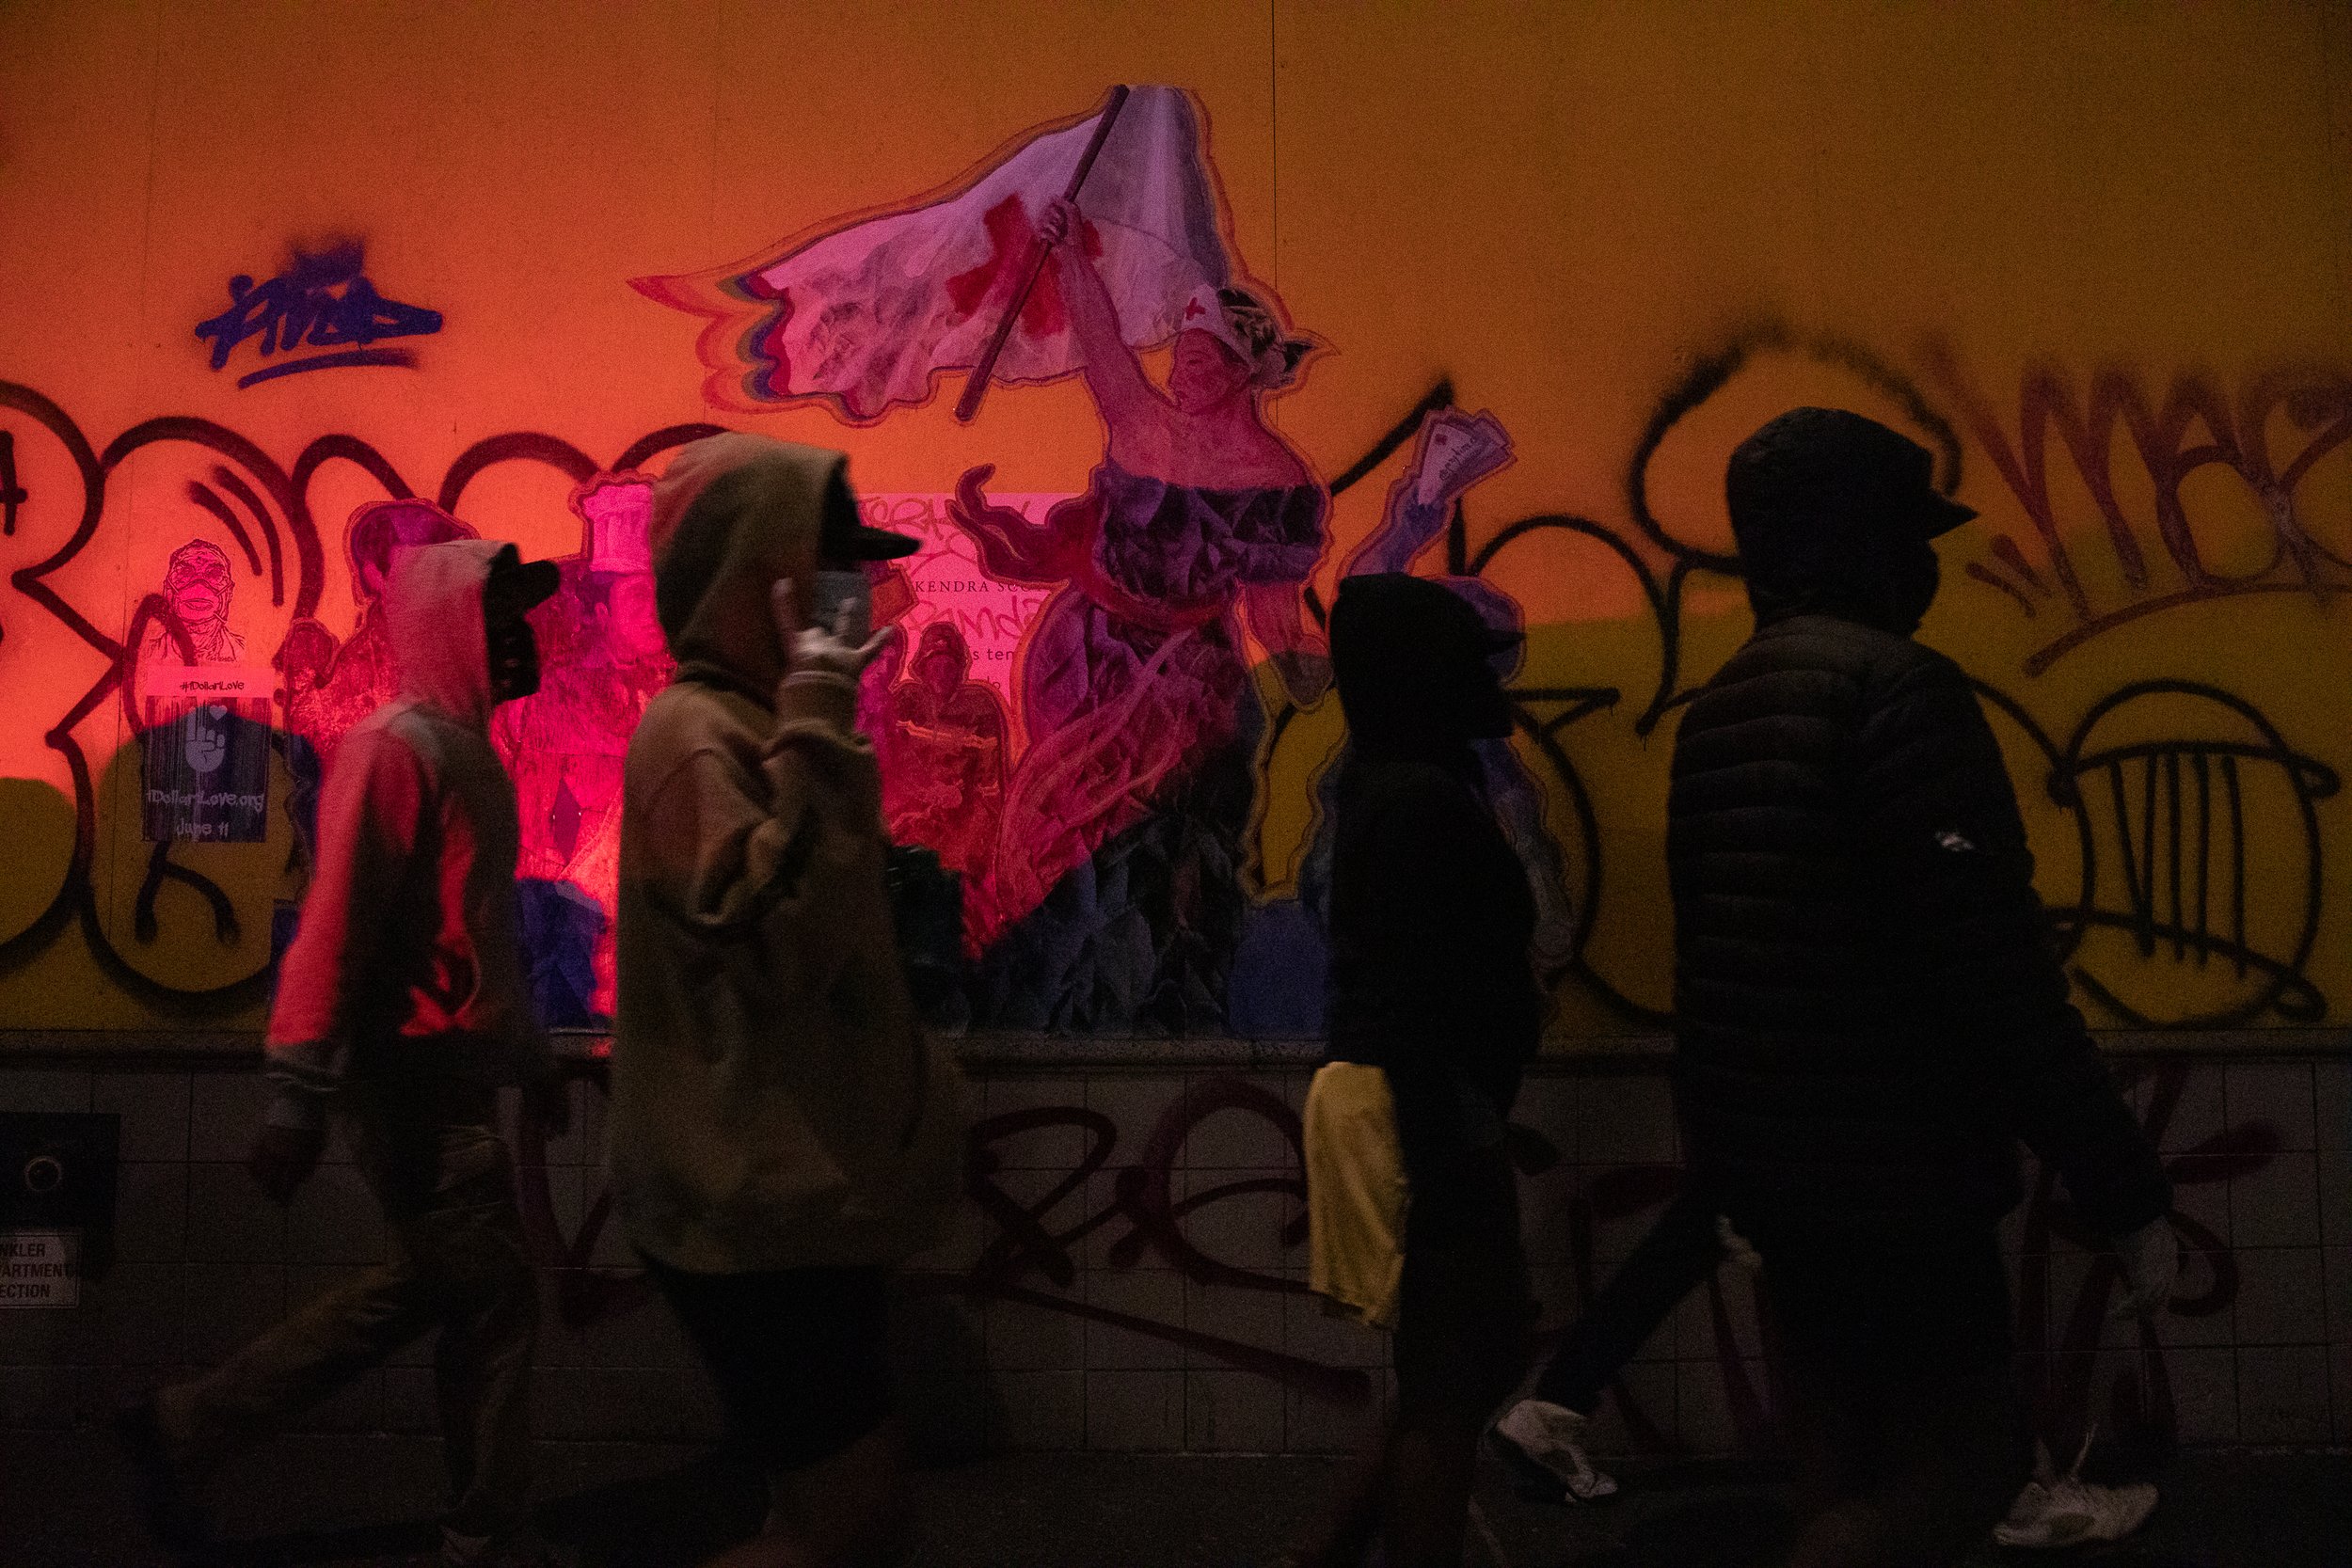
left=1294, top=572, right=1542, bottom=1568
left=1325, top=573, right=1539, bottom=1143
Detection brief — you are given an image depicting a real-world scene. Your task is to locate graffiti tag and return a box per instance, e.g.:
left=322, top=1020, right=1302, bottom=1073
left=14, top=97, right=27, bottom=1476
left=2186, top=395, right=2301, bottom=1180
left=1930, top=351, right=2352, bottom=673
left=195, top=243, right=443, bottom=389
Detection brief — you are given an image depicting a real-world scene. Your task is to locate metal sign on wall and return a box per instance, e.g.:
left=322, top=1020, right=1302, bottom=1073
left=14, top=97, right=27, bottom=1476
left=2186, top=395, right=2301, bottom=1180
left=0, top=1231, right=77, bottom=1308
left=0, top=1112, right=119, bottom=1306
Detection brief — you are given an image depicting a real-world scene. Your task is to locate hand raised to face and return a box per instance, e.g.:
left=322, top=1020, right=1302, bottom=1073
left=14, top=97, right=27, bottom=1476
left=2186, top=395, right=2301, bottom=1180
left=771, top=578, right=894, bottom=685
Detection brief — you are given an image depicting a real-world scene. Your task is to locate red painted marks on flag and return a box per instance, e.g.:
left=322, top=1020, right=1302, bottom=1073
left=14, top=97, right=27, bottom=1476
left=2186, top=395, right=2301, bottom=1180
left=944, top=197, right=1102, bottom=341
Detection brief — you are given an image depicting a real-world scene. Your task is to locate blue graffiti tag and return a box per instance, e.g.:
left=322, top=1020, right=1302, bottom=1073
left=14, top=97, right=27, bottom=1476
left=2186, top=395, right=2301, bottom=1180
left=195, top=243, right=443, bottom=389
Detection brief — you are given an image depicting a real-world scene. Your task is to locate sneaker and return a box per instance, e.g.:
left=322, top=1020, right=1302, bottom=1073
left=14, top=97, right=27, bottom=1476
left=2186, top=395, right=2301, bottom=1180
left=441, top=1523, right=578, bottom=1568
left=1992, top=1433, right=2158, bottom=1550
left=1993, top=1480, right=2101, bottom=1549
left=110, top=1394, right=213, bottom=1552
left=1489, top=1398, right=1620, bottom=1503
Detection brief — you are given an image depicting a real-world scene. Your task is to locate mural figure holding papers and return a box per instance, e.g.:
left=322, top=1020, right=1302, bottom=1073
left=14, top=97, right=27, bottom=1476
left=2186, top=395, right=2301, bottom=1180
left=1338, top=406, right=1582, bottom=980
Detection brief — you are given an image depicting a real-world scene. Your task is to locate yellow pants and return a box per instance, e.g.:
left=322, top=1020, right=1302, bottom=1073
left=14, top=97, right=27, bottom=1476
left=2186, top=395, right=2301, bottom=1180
left=1303, top=1062, right=1409, bottom=1329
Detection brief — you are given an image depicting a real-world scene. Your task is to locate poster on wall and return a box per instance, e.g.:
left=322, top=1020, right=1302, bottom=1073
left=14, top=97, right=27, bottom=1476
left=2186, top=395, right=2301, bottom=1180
left=134, top=538, right=273, bottom=844
left=635, top=84, right=1345, bottom=1034
left=137, top=665, right=273, bottom=844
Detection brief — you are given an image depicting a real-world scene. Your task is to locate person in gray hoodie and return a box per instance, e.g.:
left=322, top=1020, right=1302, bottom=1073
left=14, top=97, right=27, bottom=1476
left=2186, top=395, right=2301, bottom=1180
left=608, top=434, right=963, bottom=1568
left=119, top=538, right=570, bottom=1568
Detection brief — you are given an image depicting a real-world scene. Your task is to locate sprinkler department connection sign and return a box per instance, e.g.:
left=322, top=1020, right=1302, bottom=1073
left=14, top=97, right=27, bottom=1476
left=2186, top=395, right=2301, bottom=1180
left=0, top=1231, right=77, bottom=1307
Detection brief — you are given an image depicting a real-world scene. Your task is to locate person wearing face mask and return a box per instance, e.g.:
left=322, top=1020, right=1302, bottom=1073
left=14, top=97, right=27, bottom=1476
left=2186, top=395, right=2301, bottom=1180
left=1284, top=573, right=1544, bottom=1568
left=607, top=434, right=964, bottom=1568
left=1671, top=408, right=2176, bottom=1567
left=119, top=540, right=572, bottom=1568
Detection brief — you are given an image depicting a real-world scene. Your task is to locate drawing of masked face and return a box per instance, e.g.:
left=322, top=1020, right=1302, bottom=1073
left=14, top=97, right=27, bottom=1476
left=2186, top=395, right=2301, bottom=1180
left=165, top=542, right=234, bottom=641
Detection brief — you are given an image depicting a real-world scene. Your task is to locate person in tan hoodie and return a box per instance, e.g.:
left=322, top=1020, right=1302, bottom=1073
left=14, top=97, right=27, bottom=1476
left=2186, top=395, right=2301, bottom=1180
left=119, top=538, right=572, bottom=1568
left=608, top=434, right=963, bottom=1568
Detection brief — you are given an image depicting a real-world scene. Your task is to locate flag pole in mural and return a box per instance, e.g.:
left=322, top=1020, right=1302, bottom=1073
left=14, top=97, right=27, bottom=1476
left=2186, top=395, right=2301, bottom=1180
left=954, top=84, right=1129, bottom=422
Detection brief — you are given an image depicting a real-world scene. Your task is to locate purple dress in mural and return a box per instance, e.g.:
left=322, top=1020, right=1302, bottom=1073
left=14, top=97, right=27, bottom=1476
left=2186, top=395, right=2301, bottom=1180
left=955, top=460, right=1326, bottom=1030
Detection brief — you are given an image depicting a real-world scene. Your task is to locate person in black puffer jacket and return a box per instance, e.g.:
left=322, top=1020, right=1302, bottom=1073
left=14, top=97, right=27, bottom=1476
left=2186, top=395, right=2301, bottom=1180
left=1671, top=408, right=2176, bottom=1568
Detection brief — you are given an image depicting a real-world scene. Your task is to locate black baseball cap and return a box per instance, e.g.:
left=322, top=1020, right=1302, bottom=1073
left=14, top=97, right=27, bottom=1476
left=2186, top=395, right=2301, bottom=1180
left=485, top=542, right=561, bottom=613
left=1727, top=406, right=1976, bottom=543
left=818, top=467, right=920, bottom=561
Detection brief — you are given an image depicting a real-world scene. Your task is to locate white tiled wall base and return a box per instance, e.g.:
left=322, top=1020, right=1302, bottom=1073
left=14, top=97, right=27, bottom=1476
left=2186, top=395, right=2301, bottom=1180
left=3, top=1054, right=2345, bottom=1453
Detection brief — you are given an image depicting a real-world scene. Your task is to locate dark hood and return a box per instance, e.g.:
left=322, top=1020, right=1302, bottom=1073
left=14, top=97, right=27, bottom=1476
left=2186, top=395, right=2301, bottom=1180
left=1330, top=574, right=1518, bottom=756
left=385, top=538, right=500, bottom=732
left=1726, top=407, right=1975, bottom=637
left=647, top=434, right=859, bottom=701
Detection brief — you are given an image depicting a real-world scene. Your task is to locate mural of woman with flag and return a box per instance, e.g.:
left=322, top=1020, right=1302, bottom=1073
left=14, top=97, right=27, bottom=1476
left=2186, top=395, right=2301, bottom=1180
left=634, top=85, right=1334, bottom=1033
left=949, top=190, right=1326, bottom=1030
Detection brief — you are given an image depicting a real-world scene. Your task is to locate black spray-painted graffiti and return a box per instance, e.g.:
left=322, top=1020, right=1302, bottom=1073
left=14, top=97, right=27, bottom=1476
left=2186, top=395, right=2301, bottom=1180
left=1256, top=326, right=2342, bottom=1028
left=194, top=242, right=444, bottom=389
left=0, top=429, right=24, bottom=538
left=0, top=347, right=2337, bottom=1027
left=505, top=1054, right=2266, bottom=1453
left=2022, top=683, right=2340, bottom=1027
left=0, top=380, right=1513, bottom=1020
left=0, top=376, right=719, bottom=1013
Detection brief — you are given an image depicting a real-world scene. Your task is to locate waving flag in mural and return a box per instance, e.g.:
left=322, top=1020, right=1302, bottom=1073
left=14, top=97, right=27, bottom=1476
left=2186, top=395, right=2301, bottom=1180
left=631, top=86, right=1233, bottom=420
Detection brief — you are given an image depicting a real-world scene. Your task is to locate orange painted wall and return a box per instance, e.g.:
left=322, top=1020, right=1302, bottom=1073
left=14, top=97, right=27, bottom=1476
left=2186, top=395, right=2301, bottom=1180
left=1, top=1, right=2346, bottom=1036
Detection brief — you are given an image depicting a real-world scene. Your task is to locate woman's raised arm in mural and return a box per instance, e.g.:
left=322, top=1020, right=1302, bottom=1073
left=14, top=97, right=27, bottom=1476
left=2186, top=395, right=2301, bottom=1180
left=1037, top=196, right=1163, bottom=447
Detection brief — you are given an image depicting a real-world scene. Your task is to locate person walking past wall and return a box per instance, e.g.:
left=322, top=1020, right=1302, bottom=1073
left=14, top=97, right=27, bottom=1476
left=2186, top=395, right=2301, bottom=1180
left=1286, top=573, right=1545, bottom=1568
left=1668, top=408, right=2176, bottom=1568
left=120, top=539, right=570, bottom=1568
left=607, top=435, right=964, bottom=1568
